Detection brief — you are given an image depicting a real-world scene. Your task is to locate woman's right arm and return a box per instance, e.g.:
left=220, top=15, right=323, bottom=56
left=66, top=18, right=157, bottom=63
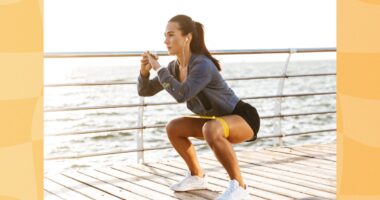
left=137, top=53, right=163, bottom=96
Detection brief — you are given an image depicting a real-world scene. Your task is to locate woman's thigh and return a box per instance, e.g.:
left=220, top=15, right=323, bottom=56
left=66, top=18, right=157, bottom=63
left=220, top=115, right=254, bottom=144
left=166, top=116, right=210, bottom=138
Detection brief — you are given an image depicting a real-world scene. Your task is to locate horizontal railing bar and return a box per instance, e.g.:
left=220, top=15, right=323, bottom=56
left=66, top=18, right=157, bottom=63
left=46, top=124, right=165, bottom=136
left=44, top=73, right=336, bottom=87
left=45, top=81, right=136, bottom=87
left=44, top=129, right=336, bottom=160
left=45, top=103, right=144, bottom=112
left=262, top=111, right=336, bottom=119
left=226, top=73, right=336, bottom=81
left=211, top=48, right=336, bottom=55
left=45, top=110, right=335, bottom=136
left=260, top=129, right=337, bottom=139
left=44, top=48, right=336, bottom=58
left=241, top=91, right=335, bottom=101
left=44, top=91, right=336, bottom=112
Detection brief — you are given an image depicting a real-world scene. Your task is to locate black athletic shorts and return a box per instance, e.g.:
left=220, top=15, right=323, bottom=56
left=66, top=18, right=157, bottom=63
left=231, top=100, right=260, bottom=142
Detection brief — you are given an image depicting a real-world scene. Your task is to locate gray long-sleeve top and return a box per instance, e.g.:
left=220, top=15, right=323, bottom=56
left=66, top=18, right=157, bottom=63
left=137, top=54, right=240, bottom=116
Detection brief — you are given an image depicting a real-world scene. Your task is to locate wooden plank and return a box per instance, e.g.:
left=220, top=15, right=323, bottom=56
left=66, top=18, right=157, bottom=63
left=284, top=146, right=336, bottom=157
left=263, top=147, right=336, bottom=166
left=238, top=154, right=335, bottom=183
left=266, top=152, right=335, bottom=171
left=153, top=161, right=289, bottom=200
left=110, top=165, right=213, bottom=200
left=46, top=173, right=120, bottom=200
left=237, top=152, right=336, bottom=180
left=80, top=169, right=175, bottom=200
left=296, top=144, right=336, bottom=154
left=44, top=190, right=64, bottom=200
left=269, top=147, right=336, bottom=162
left=44, top=178, right=92, bottom=200
left=198, top=157, right=336, bottom=193
left=96, top=167, right=203, bottom=200
left=185, top=159, right=335, bottom=199
left=298, top=144, right=336, bottom=153
left=322, top=143, right=336, bottom=150
left=307, top=143, right=336, bottom=151
left=238, top=152, right=336, bottom=179
left=293, top=146, right=337, bottom=155
left=199, top=156, right=336, bottom=189
left=266, top=147, right=336, bottom=163
left=246, top=150, right=336, bottom=174
left=123, top=164, right=224, bottom=200
left=228, top=154, right=336, bottom=184
left=154, top=161, right=301, bottom=200
left=62, top=171, right=148, bottom=200
left=130, top=163, right=237, bottom=200
left=140, top=162, right=288, bottom=200
left=255, top=149, right=336, bottom=171
left=166, top=160, right=321, bottom=199
left=115, top=165, right=213, bottom=200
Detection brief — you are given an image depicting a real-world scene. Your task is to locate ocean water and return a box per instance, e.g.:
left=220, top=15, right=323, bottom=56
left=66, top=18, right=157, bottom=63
left=44, top=55, right=336, bottom=175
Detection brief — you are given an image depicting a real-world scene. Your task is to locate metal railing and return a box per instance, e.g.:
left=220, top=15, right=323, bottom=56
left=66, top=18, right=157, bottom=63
left=44, top=47, right=335, bottom=58
left=44, top=47, right=336, bottom=162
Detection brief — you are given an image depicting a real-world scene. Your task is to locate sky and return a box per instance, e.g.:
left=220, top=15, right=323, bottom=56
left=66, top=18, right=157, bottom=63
left=44, top=0, right=336, bottom=53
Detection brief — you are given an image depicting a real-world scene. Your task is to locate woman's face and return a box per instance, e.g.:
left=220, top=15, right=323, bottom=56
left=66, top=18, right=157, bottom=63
left=164, top=22, right=187, bottom=55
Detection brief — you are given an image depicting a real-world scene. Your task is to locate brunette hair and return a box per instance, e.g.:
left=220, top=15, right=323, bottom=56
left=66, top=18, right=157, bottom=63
left=169, top=15, right=221, bottom=71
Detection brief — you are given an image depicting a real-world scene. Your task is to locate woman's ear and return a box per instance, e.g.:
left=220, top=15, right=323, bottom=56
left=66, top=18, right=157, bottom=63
left=186, top=33, right=192, bottom=42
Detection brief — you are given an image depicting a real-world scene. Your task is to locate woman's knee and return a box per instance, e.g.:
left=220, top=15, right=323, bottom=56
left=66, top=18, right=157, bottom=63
left=202, top=120, right=224, bottom=145
left=166, top=117, right=185, bottom=139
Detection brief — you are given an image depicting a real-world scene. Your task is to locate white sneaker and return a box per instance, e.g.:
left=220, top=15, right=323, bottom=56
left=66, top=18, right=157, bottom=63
left=170, top=171, right=208, bottom=191
left=216, top=180, right=250, bottom=200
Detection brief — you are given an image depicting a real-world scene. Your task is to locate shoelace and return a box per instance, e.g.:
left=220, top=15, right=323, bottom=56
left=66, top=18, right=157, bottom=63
left=178, top=171, right=191, bottom=183
left=221, top=181, right=238, bottom=198
left=183, top=171, right=191, bottom=178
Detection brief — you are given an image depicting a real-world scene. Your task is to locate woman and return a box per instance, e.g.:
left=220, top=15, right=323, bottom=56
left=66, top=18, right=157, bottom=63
left=138, top=14, right=260, bottom=200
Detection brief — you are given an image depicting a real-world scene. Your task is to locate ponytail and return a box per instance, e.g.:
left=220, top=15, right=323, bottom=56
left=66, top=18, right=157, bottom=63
left=191, top=22, right=221, bottom=71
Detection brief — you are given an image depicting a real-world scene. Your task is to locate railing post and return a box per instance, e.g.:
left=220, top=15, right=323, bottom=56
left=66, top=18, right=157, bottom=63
left=136, top=96, right=145, bottom=163
left=273, top=49, right=295, bottom=147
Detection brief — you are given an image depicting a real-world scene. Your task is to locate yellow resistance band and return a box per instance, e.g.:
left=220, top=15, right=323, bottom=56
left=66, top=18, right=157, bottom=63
left=185, top=115, right=230, bottom=138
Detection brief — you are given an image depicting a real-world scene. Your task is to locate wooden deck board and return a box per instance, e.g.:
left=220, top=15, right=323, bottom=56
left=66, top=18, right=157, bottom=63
left=239, top=151, right=336, bottom=177
left=252, top=149, right=336, bottom=171
left=108, top=165, right=211, bottom=200
left=45, top=143, right=336, bottom=200
left=44, top=190, right=65, bottom=200
left=167, top=159, right=312, bottom=200
left=147, top=162, right=272, bottom=200
left=194, top=157, right=335, bottom=198
left=179, top=159, right=332, bottom=200
left=46, top=173, right=121, bottom=200
left=198, top=157, right=335, bottom=192
left=44, top=178, right=93, bottom=200
left=62, top=171, right=148, bottom=200
left=237, top=153, right=336, bottom=181
left=299, top=144, right=336, bottom=152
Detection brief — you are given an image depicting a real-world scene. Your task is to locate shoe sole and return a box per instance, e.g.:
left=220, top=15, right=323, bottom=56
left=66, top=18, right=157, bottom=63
left=171, top=185, right=208, bottom=192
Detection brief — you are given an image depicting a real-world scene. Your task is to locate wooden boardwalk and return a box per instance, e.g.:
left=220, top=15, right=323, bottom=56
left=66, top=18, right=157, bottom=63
left=44, top=143, right=336, bottom=200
